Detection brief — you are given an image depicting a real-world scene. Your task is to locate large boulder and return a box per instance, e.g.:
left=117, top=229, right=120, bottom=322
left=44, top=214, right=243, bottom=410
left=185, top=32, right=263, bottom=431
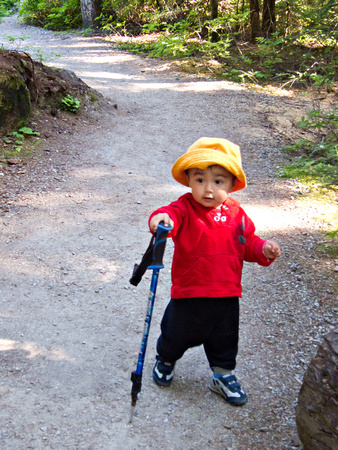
left=296, top=327, right=338, bottom=449
left=0, top=49, right=101, bottom=134
left=0, top=51, right=32, bottom=133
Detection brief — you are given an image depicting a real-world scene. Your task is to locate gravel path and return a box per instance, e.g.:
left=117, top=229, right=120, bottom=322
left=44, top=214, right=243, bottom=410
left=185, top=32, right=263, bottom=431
left=0, top=14, right=337, bottom=449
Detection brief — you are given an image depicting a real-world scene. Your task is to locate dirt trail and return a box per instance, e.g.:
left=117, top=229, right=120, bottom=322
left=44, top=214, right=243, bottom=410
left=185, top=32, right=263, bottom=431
left=0, top=14, right=336, bottom=449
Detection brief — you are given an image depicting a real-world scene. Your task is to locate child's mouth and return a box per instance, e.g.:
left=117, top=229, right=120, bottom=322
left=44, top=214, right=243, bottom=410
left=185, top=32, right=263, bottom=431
left=202, top=198, right=215, bottom=205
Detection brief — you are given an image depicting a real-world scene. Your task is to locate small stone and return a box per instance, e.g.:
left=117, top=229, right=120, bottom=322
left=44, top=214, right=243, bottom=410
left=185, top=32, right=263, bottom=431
left=7, top=158, right=21, bottom=165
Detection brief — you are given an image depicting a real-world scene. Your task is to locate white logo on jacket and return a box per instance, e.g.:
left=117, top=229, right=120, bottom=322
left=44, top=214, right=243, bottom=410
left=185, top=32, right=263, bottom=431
left=214, top=212, right=226, bottom=222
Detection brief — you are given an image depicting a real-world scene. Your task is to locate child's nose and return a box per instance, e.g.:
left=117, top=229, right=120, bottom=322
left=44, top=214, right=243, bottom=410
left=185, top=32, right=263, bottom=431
left=205, top=182, right=213, bottom=192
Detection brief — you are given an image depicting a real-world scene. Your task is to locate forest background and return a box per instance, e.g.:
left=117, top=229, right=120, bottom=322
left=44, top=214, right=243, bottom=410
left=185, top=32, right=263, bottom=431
left=2, top=0, right=337, bottom=90
left=1, top=0, right=337, bottom=216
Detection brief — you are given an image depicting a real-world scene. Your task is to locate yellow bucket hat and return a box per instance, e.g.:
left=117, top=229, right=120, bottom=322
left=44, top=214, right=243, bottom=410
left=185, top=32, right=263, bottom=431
left=171, top=137, right=247, bottom=192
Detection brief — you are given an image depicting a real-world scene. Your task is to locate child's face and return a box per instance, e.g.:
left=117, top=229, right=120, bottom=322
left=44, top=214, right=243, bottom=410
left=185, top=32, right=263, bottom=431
left=186, top=165, right=236, bottom=208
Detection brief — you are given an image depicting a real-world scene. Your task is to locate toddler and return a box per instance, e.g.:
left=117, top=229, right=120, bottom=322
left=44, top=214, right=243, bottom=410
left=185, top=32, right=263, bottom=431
left=149, top=137, right=281, bottom=405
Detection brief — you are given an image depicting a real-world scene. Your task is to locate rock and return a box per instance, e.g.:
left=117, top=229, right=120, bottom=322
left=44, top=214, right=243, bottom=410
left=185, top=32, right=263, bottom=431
left=296, top=327, right=338, bottom=449
left=7, top=158, right=21, bottom=165
left=0, top=49, right=103, bottom=135
left=0, top=51, right=32, bottom=133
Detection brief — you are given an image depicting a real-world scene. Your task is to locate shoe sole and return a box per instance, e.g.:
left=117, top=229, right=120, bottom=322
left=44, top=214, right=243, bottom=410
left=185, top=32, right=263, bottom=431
left=153, top=375, right=173, bottom=387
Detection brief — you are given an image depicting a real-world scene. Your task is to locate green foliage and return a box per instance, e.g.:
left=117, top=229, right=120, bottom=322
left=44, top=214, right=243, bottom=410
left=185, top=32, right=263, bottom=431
left=105, top=0, right=337, bottom=89
left=1, top=126, right=40, bottom=157
left=281, top=107, right=338, bottom=188
left=0, top=35, right=61, bottom=62
left=14, top=0, right=338, bottom=90
left=61, top=94, right=80, bottom=113
left=0, top=35, right=29, bottom=52
left=116, top=5, right=235, bottom=61
left=328, top=229, right=338, bottom=238
left=318, top=229, right=338, bottom=259
left=17, top=126, right=40, bottom=136
left=297, top=0, right=338, bottom=46
left=19, top=0, right=82, bottom=30
left=0, top=0, right=17, bottom=18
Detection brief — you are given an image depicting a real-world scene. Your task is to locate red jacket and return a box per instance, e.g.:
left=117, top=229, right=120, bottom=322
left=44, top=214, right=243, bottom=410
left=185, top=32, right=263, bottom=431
left=149, top=193, right=274, bottom=299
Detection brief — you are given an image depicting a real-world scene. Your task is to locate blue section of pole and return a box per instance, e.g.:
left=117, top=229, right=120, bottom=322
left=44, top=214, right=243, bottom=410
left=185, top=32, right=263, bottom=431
left=135, top=269, right=159, bottom=376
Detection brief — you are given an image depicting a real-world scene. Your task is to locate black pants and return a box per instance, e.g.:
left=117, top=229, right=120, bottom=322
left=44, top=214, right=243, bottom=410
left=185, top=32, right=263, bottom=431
left=156, top=297, right=239, bottom=370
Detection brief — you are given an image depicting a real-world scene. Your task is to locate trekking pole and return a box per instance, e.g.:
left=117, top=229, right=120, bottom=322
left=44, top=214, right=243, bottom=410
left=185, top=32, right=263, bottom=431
left=128, top=221, right=172, bottom=424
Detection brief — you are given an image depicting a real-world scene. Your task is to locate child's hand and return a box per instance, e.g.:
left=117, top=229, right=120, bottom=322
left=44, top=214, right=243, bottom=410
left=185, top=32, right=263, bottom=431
left=263, top=240, right=281, bottom=259
left=149, top=213, right=174, bottom=233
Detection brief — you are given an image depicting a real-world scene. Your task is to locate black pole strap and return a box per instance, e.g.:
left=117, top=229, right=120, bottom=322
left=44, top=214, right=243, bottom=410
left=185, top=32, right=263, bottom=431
left=129, top=234, right=155, bottom=286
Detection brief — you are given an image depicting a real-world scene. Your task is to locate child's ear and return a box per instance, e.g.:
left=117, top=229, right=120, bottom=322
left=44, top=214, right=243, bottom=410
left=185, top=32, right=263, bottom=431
left=231, top=177, right=237, bottom=192
left=185, top=170, right=190, bottom=186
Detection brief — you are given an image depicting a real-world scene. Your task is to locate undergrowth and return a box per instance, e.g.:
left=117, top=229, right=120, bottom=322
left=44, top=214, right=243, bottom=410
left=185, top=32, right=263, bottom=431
left=14, top=0, right=337, bottom=91
left=281, top=105, right=337, bottom=259
left=1, top=125, right=40, bottom=160
left=281, top=107, right=338, bottom=190
left=113, top=31, right=337, bottom=91
left=18, top=0, right=82, bottom=30
left=101, top=1, right=338, bottom=91
left=61, top=94, right=81, bottom=113
left=0, top=0, right=17, bottom=19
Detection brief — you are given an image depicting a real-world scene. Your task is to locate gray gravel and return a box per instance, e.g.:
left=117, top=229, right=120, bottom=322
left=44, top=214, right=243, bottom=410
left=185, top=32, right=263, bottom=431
left=0, top=13, right=337, bottom=449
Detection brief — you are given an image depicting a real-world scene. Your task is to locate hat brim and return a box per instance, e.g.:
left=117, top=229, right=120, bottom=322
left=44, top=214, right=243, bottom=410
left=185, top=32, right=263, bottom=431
left=171, top=149, right=247, bottom=192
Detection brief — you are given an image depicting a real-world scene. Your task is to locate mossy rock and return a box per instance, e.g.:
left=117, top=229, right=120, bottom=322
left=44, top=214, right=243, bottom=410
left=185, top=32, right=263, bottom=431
left=0, top=49, right=103, bottom=135
left=0, top=51, right=32, bottom=133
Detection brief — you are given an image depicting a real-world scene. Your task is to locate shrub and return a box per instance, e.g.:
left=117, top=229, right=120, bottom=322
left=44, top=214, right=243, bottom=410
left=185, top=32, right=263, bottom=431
left=61, top=94, right=80, bottom=113
left=281, top=107, right=338, bottom=188
left=19, top=0, right=82, bottom=30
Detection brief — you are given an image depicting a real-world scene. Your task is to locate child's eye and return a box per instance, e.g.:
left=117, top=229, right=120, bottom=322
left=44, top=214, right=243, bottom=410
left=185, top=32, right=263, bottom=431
left=197, top=178, right=204, bottom=183
left=215, top=179, right=223, bottom=185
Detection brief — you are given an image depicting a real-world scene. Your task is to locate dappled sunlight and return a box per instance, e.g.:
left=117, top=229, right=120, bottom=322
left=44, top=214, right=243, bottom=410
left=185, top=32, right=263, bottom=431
left=153, top=182, right=188, bottom=199
left=0, top=312, right=15, bottom=318
left=69, top=167, right=112, bottom=180
left=69, top=254, right=120, bottom=283
left=0, top=338, right=76, bottom=362
left=0, top=250, right=54, bottom=278
left=15, top=190, right=111, bottom=209
left=58, top=41, right=136, bottom=59
left=244, top=204, right=294, bottom=233
left=1, top=247, right=120, bottom=282
left=77, top=70, right=136, bottom=81
left=242, top=199, right=335, bottom=236
left=127, top=80, right=246, bottom=93
left=74, top=75, right=247, bottom=94
left=70, top=54, right=137, bottom=65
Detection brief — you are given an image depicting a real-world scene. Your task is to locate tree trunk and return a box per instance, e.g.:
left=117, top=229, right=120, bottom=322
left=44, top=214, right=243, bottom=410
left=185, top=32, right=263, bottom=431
left=210, top=0, right=218, bottom=19
left=262, top=0, right=276, bottom=37
left=80, top=0, right=96, bottom=28
left=249, top=0, right=261, bottom=42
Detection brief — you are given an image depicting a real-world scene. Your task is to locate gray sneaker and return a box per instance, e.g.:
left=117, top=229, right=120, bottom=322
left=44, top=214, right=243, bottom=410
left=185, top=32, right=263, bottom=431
left=209, top=374, right=248, bottom=406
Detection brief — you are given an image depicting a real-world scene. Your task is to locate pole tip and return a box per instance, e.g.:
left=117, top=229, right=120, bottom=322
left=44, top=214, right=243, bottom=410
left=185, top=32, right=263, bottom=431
left=128, top=405, right=136, bottom=424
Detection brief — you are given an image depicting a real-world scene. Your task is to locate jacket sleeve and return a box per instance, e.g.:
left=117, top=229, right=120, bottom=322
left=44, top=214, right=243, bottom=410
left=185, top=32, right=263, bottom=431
left=148, top=198, right=185, bottom=237
left=243, top=213, right=275, bottom=267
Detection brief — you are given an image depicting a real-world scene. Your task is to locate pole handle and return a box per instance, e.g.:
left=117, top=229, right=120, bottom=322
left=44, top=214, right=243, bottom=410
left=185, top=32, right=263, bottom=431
left=148, top=221, right=173, bottom=269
